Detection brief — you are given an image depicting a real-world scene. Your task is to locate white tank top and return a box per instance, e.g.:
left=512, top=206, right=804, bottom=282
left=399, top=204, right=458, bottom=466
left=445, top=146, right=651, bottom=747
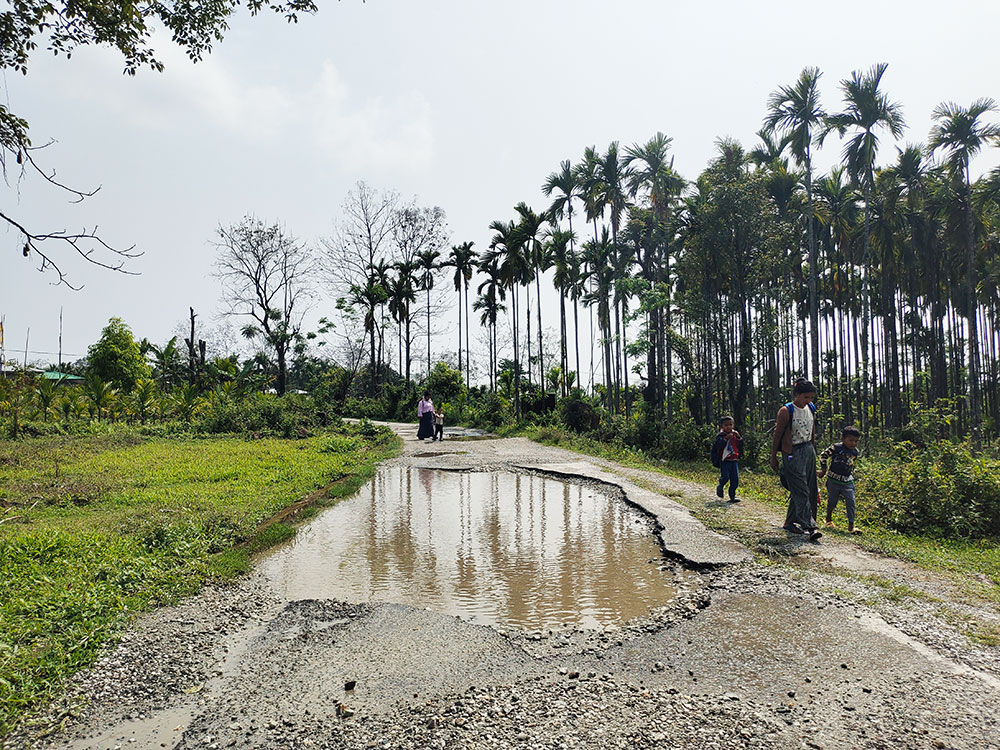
left=790, top=405, right=814, bottom=445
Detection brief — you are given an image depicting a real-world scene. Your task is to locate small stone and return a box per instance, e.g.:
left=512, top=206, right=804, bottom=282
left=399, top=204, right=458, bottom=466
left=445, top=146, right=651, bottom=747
left=344, top=680, right=357, bottom=692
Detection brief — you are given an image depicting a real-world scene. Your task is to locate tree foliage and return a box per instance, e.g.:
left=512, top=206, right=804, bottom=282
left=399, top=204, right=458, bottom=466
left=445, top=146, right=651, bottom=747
left=2, top=0, right=320, bottom=284
left=86, top=317, right=151, bottom=393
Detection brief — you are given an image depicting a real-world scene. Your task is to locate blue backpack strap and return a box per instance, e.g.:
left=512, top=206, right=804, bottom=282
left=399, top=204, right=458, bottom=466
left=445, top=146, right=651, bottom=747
left=808, top=402, right=817, bottom=413
left=785, top=401, right=794, bottom=418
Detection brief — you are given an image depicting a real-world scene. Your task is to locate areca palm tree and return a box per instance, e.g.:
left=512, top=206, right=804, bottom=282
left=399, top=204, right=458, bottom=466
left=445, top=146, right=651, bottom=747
left=626, top=131, right=685, bottom=418
left=543, top=160, right=583, bottom=390
left=543, top=159, right=582, bottom=242
left=148, top=336, right=182, bottom=390
left=814, top=167, right=861, bottom=420
left=588, top=142, right=634, bottom=411
left=349, top=270, right=388, bottom=394
left=389, top=260, right=419, bottom=382
left=824, top=62, right=905, bottom=428
left=575, top=146, right=607, bottom=391
left=474, top=258, right=506, bottom=392
left=489, top=219, right=528, bottom=414
left=415, top=248, right=441, bottom=376
left=34, top=376, right=61, bottom=421
left=928, top=97, right=1000, bottom=442
left=581, top=229, right=616, bottom=406
left=547, top=228, right=575, bottom=396
left=765, top=66, right=826, bottom=383
left=83, top=373, right=116, bottom=421
left=514, top=202, right=549, bottom=388
left=748, top=128, right=788, bottom=168
left=447, top=241, right=477, bottom=388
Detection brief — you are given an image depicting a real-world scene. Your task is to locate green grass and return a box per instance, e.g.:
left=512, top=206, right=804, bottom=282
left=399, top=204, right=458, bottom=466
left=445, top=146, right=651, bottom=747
left=0, top=427, right=398, bottom=739
left=524, top=426, right=1000, bottom=598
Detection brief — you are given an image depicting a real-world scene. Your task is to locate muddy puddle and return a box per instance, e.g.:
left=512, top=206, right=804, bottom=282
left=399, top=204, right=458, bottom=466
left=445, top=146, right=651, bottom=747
left=259, top=468, right=679, bottom=630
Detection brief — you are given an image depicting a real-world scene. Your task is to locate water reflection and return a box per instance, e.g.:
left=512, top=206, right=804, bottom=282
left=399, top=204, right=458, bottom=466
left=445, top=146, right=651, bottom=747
left=260, top=468, right=677, bottom=630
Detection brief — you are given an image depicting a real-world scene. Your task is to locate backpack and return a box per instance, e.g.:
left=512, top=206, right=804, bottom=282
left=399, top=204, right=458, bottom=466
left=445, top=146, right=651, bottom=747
left=710, top=434, right=726, bottom=468
left=778, top=401, right=817, bottom=446
left=784, top=401, right=817, bottom=417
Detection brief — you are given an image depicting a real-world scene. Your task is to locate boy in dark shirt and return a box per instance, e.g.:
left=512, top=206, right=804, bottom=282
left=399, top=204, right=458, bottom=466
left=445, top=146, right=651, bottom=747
left=711, top=415, right=743, bottom=503
left=818, top=425, right=862, bottom=533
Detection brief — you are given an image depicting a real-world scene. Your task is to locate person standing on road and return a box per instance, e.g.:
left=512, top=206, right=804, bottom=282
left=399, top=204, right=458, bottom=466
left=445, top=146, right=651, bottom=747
left=711, top=415, right=743, bottom=502
left=770, top=379, right=822, bottom=541
left=417, top=391, right=435, bottom=440
left=433, top=404, right=445, bottom=441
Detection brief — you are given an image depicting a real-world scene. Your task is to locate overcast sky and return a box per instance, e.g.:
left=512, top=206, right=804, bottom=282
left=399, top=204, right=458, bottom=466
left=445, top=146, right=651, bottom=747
left=3, top=0, right=999, bottom=376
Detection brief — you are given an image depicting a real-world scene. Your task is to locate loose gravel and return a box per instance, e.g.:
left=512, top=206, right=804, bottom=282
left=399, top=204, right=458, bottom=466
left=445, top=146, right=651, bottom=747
left=6, top=430, right=999, bottom=750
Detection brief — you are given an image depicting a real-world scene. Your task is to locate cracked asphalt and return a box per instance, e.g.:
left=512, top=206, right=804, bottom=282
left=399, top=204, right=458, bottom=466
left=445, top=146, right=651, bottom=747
left=7, top=426, right=999, bottom=750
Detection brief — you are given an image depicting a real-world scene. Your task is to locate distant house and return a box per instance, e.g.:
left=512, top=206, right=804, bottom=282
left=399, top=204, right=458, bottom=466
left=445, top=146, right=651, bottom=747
left=0, top=369, right=83, bottom=383
left=41, top=371, right=84, bottom=384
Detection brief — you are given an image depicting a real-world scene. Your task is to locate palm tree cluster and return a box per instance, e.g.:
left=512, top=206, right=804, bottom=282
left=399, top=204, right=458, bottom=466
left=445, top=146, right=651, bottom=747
left=452, top=63, right=1000, bottom=439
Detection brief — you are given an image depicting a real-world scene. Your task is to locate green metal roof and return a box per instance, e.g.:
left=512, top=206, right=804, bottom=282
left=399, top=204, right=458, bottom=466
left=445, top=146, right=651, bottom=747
left=41, top=371, right=83, bottom=381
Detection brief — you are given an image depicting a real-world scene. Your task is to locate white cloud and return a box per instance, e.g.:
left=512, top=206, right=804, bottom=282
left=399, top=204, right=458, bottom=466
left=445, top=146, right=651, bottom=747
left=308, top=62, right=433, bottom=172
left=47, top=45, right=433, bottom=173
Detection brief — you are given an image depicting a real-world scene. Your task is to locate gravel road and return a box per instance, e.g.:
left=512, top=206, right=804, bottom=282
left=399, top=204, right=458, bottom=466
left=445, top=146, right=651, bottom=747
left=7, top=427, right=999, bottom=750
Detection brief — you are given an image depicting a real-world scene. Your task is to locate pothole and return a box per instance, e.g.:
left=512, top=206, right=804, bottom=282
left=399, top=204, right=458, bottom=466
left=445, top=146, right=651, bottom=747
left=259, top=467, right=684, bottom=631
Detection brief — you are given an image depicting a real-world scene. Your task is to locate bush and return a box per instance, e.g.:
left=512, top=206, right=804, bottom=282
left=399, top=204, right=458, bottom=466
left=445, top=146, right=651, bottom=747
left=422, top=362, right=465, bottom=407
left=559, top=392, right=600, bottom=433
left=862, top=440, right=1000, bottom=539
left=659, top=419, right=716, bottom=462
left=343, top=396, right=386, bottom=420
left=196, top=393, right=316, bottom=437
left=467, top=391, right=508, bottom=431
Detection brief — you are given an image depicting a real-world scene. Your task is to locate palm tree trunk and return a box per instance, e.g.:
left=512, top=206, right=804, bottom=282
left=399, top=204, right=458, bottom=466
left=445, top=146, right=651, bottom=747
left=573, top=293, right=581, bottom=392
left=807, top=153, right=820, bottom=385
left=525, top=282, right=532, bottom=389
left=457, top=287, right=463, bottom=380
left=860, top=186, right=872, bottom=436
left=465, top=280, right=471, bottom=391
left=426, top=287, right=432, bottom=377
left=965, top=172, right=982, bottom=444
left=536, top=273, right=544, bottom=392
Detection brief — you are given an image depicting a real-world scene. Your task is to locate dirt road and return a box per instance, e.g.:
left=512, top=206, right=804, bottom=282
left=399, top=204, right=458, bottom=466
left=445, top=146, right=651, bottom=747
left=8, top=427, right=999, bottom=749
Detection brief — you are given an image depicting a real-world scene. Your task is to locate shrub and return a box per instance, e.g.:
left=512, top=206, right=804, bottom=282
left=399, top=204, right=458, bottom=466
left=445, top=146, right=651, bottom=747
left=467, top=391, right=508, bottom=431
left=559, top=392, right=600, bottom=433
left=659, top=419, right=717, bottom=462
left=422, top=362, right=465, bottom=407
left=862, top=440, right=1000, bottom=539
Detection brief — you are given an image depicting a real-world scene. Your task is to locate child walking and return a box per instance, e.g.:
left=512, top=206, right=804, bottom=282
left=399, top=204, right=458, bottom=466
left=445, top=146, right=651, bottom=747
left=433, top=405, right=445, bottom=441
left=818, top=425, right=862, bottom=533
left=711, top=415, right=743, bottom=502
left=770, top=379, right=822, bottom=541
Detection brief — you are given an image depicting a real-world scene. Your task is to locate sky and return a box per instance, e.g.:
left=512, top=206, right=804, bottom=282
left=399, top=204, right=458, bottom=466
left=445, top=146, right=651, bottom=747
left=2, top=0, right=999, bottom=379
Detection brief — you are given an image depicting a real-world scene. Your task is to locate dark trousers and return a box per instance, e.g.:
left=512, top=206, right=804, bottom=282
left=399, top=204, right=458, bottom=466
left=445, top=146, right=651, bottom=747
left=434, top=424, right=443, bottom=440
left=826, top=480, right=856, bottom=527
left=782, top=443, right=818, bottom=531
left=718, top=461, right=739, bottom=499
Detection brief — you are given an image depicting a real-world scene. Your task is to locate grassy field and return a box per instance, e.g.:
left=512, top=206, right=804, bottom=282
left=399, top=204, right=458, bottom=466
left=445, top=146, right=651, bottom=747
left=525, top=426, right=1000, bottom=601
left=0, top=425, right=398, bottom=738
